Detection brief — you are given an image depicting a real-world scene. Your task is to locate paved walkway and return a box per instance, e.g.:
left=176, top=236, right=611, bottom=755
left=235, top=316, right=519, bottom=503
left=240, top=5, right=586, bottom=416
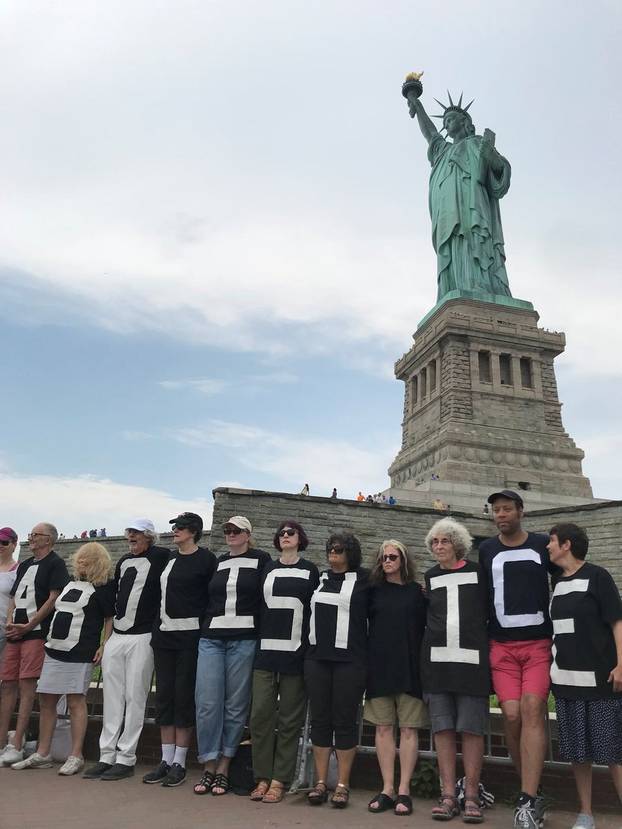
left=1, top=765, right=620, bottom=829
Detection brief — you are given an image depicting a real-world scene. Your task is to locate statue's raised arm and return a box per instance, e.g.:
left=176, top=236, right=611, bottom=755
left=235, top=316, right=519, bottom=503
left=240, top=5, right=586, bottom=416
left=401, top=73, right=513, bottom=303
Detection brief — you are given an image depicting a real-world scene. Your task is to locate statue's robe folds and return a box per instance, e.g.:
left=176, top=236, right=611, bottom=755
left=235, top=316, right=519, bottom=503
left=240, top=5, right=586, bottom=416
left=428, top=133, right=512, bottom=302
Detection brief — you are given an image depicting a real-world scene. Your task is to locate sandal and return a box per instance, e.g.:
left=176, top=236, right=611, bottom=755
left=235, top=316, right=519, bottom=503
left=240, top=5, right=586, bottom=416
left=211, top=773, right=230, bottom=796
left=262, top=781, right=285, bottom=803
left=193, top=770, right=214, bottom=795
left=250, top=780, right=270, bottom=801
left=395, top=794, right=413, bottom=816
left=307, top=780, right=328, bottom=805
left=368, top=792, right=396, bottom=813
left=463, top=799, right=484, bottom=824
left=432, top=794, right=460, bottom=821
left=331, top=783, right=350, bottom=809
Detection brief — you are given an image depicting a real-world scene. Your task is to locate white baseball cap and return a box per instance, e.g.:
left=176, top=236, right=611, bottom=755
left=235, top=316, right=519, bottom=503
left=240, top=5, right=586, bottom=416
left=126, top=518, right=155, bottom=533
left=222, top=515, right=252, bottom=533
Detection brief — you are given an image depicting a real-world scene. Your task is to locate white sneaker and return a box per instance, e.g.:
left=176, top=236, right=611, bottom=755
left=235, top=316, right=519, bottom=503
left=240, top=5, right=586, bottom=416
left=59, top=755, right=84, bottom=776
left=571, top=814, right=595, bottom=829
left=1, top=745, right=24, bottom=766
left=11, top=751, right=53, bottom=770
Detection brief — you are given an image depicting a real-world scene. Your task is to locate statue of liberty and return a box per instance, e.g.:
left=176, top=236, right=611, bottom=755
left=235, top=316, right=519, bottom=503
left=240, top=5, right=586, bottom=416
left=403, top=74, right=513, bottom=303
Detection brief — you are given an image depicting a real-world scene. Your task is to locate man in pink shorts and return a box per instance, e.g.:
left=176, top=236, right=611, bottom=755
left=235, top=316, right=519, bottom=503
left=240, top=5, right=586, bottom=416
left=478, top=491, right=554, bottom=829
left=0, top=522, right=68, bottom=765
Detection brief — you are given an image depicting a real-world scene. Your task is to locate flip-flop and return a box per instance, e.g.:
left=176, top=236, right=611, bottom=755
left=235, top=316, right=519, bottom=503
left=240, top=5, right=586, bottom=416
left=368, top=792, right=396, bottom=813
left=394, top=794, right=413, bottom=816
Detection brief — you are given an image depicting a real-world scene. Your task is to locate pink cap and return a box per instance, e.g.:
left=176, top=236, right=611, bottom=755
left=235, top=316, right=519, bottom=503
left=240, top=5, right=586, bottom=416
left=0, top=527, right=18, bottom=542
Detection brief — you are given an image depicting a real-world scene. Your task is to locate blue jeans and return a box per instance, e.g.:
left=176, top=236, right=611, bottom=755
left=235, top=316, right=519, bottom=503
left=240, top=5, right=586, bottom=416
left=195, top=637, right=256, bottom=762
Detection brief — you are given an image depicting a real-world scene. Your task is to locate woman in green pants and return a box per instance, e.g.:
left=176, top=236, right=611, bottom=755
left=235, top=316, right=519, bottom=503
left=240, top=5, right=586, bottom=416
left=249, top=520, right=319, bottom=803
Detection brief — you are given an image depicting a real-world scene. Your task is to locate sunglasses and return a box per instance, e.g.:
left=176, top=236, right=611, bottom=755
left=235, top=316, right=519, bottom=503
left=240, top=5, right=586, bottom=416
left=0, top=540, right=13, bottom=547
left=382, top=553, right=400, bottom=562
left=224, top=527, right=243, bottom=536
left=328, top=545, right=345, bottom=554
left=279, top=528, right=297, bottom=537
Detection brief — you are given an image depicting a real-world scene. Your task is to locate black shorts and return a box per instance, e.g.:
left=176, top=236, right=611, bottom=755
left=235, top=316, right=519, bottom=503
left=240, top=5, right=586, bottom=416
left=153, top=646, right=198, bottom=728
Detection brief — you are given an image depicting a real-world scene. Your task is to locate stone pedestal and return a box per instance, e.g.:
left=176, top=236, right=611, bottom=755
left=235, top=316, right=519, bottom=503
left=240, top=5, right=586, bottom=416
left=388, top=298, right=596, bottom=512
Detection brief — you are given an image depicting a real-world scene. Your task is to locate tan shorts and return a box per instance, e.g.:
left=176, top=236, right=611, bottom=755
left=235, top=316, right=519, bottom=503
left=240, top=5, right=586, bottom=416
left=364, top=693, right=429, bottom=728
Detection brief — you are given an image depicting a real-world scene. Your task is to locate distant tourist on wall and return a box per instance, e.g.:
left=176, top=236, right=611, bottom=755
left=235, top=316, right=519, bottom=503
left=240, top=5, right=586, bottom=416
left=482, top=504, right=489, bottom=516
left=0, top=528, right=19, bottom=666
left=433, top=498, right=447, bottom=512
left=299, top=483, right=310, bottom=496
left=548, top=523, right=622, bottom=827
left=387, top=496, right=397, bottom=506
left=89, top=529, right=97, bottom=538
left=366, top=495, right=374, bottom=503
left=356, top=491, right=365, bottom=502
left=0, top=523, right=69, bottom=766
left=80, top=531, right=88, bottom=539
left=331, top=488, right=338, bottom=499
left=99, top=528, right=107, bottom=538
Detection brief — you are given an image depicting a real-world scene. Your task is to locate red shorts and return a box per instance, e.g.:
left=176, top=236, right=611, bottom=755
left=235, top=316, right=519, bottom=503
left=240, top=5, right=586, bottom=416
left=489, top=638, right=551, bottom=703
left=0, top=638, right=46, bottom=681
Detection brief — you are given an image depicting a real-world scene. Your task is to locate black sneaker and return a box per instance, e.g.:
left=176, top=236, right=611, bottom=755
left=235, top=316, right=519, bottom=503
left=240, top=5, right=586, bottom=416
left=161, top=763, right=186, bottom=787
left=100, top=763, right=135, bottom=781
left=142, top=761, right=171, bottom=784
left=83, top=761, right=113, bottom=779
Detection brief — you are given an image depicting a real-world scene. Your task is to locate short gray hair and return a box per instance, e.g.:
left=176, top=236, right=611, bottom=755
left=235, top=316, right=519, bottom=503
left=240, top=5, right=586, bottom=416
left=40, top=522, right=59, bottom=545
left=124, top=528, right=159, bottom=545
left=425, top=518, right=472, bottom=560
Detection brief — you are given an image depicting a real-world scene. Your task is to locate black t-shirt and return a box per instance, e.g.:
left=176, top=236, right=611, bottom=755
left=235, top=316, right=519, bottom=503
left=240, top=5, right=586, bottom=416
left=254, top=557, right=320, bottom=675
left=306, top=568, right=369, bottom=666
left=201, top=548, right=271, bottom=640
left=46, top=579, right=116, bottom=663
left=550, top=562, right=622, bottom=700
left=478, top=532, right=553, bottom=641
left=10, top=552, right=69, bottom=641
left=113, top=545, right=170, bottom=635
left=421, top=560, right=490, bottom=697
left=367, top=580, right=426, bottom=699
left=152, top=547, right=217, bottom=650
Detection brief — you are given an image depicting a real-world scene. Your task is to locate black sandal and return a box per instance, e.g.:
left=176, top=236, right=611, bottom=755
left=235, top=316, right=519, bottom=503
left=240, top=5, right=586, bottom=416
left=308, top=780, right=328, bottom=805
left=193, top=770, right=214, bottom=795
left=368, top=792, right=396, bottom=813
left=395, top=794, right=413, bottom=816
left=211, top=773, right=230, bottom=796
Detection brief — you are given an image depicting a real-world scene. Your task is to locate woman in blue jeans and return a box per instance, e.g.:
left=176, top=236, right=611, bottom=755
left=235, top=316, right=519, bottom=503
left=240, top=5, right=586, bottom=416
left=194, top=515, right=270, bottom=795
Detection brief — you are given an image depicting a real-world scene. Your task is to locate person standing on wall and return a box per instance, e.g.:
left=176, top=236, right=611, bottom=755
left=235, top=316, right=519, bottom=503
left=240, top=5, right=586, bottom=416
left=478, top=491, right=553, bottom=829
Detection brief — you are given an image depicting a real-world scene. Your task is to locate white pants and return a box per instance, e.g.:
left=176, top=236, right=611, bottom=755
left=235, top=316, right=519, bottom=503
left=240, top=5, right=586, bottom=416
left=99, top=631, right=154, bottom=766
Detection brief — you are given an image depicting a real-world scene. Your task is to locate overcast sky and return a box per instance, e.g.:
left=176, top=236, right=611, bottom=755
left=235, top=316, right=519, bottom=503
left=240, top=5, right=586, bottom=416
left=1, top=0, right=620, bottom=539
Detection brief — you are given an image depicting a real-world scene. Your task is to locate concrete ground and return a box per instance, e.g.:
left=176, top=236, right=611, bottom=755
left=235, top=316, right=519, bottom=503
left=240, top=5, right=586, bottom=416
left=1, top=765, right=620, bottom=829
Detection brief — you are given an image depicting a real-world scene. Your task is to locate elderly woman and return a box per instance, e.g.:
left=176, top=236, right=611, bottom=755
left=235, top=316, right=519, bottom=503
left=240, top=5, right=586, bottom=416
left=304, top=532, right=369, bottom=809
left=0, top=528, right=18, bottom=667
left=194, top=516, right=270, bottom=796
left=548, top=523, right=622, bottom=829
left=422, top=518, right=490, bottom=823
left=365, top=539, right=427, bottom=816
left=249, top=520, right=319, bottom=803
left=12, top=542, right=114, bottom=774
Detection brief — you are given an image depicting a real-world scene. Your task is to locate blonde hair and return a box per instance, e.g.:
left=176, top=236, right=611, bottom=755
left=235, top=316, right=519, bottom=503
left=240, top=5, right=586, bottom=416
left=370, top=538, right=416, bottom=584
left=425, top=518, right=472, bottom=560
left=71, top=542, right=113, bottom=587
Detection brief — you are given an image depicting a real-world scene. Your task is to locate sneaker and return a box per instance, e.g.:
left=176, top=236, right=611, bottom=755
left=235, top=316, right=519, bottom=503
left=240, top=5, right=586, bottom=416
left=83, top=761, right=113, bottom=779
left=161, top=763, right=186, bottom=788
left=142, top=761, right=171, bottom=784
left=59, top=755, right=85, bottom=776
left=100, top=762, right=135, bottom=781
left=534, top=794, right=547, bottom=828
left=514, top=803, right=539, bottom=829
left=1, top=745, right=24, bottom=766
left=11, top=751, right=53, bottom=770
left=571, top=815, right=595, bottom=829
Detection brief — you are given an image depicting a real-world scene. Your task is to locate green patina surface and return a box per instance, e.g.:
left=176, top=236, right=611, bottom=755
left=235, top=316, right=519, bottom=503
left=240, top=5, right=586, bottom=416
left=417, top=290, right=534, bottom=330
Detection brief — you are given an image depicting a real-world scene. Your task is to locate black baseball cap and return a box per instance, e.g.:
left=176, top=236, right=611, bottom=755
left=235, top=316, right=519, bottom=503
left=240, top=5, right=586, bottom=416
left=487, top=490, right=524, bottom=508
left=169, top=512, right=203, bottom=532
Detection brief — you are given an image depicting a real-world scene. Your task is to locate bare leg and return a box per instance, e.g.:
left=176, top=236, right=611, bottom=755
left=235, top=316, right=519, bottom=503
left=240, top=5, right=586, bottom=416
left=311, top=744, right=331, bottom=783
left=571, top=762, right=592, bottom=814
left=160, top=724, right=175, bottom=746
left=335, top=746, right=357, bottom=787
left=174, top=726, right=193, bottom=748
left=67, top=694, right=88, bottom=758
left=434, top=730, right=457, bottom=795
left=36, top=693, right=60, bottom=756
left=373, top=725, right=396, bottom=800
left=500, top=699, right=522, bottom=778
left=0, top=680, right=18, bottom=746
left=519, top=694, right=548, bottom=797
left=462, top=732, right=484, bottom=799
left=13, top=678, right=37, bottom=750
left=396, top=727, right=418, bottom=813
left=608, top=764, right=622, bottom=805
left=212, top=755, right=231, bottom=793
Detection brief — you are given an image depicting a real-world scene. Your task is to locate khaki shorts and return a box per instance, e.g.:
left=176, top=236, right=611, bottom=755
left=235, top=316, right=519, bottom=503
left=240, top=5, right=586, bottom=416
left=364, top=693, right=429, bottom=728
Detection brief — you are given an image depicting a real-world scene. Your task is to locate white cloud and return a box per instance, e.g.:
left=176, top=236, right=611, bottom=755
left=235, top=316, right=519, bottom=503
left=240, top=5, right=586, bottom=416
left=158, top=378, right=228, bottom=395
left=170, top=419, right=395, bottom=497
left=0, top=472, right=213, bottom=541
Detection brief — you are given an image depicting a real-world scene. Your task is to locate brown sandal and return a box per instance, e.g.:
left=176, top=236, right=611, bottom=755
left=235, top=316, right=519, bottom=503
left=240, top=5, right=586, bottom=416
left=250, top=780, right=270, bottom=801
left=432, top=794, right=460, bottom=821
left=262, top=781, right=285, bottom=803
left=331, top=783, right=350, bottom=809
left=463, top=799, right=484, bottom=824
left=308, top=780, right=328, bottom=805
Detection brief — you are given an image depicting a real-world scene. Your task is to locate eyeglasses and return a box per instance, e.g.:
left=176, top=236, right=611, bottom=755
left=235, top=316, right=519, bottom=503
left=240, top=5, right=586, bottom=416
left=328, top=545, right=345, bottom=554
left=224, top=527, right=243, bottom=536
left=0, top=540, right=13, bottom=547
left=28, top=532, right=50, bottom=540
left=382, top=553, right=400, bottom=562
left=279, top=528, right=297, bottom=538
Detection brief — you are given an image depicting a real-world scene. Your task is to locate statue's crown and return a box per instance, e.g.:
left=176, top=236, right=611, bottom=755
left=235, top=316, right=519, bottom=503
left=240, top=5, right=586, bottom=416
left=432, top=91, right=474, bottom=122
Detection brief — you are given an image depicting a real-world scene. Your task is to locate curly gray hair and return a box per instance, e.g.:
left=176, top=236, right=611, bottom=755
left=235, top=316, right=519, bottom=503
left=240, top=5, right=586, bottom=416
left=425, top=517, right=472, bottom=560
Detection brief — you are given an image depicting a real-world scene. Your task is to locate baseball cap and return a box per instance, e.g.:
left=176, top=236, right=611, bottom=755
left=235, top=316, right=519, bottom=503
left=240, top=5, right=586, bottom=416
left=222, top=515, right=252, bottom=533
left=125, top=518, right=156, bottom=533
left=0, top=527, right=17, bottom=542
left=169, top=512, right=203, bottom=532
left=487, top=490, right=524, bottom=508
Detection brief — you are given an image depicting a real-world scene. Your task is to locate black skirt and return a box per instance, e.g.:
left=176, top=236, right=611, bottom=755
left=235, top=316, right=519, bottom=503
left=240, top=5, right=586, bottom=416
left=555, top=696, right=622, bottom=764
